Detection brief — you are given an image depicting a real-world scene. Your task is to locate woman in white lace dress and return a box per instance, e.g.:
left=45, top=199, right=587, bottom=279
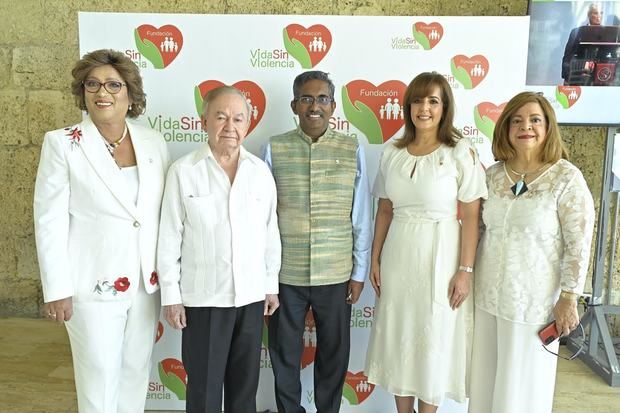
left=468, top=92, right=595, bottom=413
left=365, top=72, right=487, bottom=413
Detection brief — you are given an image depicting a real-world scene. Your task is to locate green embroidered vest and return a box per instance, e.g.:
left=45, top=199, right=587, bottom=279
left=270, top=128, right=358, bottom=286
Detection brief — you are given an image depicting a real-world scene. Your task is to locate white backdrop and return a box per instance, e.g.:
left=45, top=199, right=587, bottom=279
left=78, top=12, right=530, bottom=412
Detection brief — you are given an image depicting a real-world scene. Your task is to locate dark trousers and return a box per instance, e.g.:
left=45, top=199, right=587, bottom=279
left=182, top=301, right=263, bottom=413
left=268, top=282, right=351, bottom=413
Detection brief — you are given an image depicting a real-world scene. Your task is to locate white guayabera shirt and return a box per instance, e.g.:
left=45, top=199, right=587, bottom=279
left=157, top=144, right=281, bottom=308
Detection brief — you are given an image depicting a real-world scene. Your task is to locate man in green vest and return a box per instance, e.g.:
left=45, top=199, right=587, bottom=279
left=262, top=71, right=372, bottom=412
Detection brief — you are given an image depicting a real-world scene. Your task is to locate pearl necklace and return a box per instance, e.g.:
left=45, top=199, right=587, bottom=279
left=102, top=124, right=128, bottom=157
left=506, top=162, right=547, bottom=196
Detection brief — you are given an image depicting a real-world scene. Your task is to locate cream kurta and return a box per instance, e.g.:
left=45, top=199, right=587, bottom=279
left=365, top=138, right=487, bottom=405
left=475, top=159, right=595, bottom=324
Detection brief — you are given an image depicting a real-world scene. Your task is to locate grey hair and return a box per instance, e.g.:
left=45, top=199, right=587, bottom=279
left=588, top=3, right=602, bottom=16
left=202, top=85, right=252, bottom=119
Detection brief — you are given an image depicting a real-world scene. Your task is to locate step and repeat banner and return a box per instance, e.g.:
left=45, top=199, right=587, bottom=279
left=79, top=13, right=530, bottom=412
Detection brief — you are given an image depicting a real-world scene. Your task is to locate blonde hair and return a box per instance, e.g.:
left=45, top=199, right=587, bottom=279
left=492, top=92, right=568, bottom=163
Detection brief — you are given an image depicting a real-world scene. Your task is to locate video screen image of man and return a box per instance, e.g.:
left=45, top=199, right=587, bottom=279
left=562, top=2, right=620, bottom=86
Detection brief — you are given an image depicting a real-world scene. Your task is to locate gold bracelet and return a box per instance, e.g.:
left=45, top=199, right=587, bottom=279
left=560, top=291, right=579, bottom=300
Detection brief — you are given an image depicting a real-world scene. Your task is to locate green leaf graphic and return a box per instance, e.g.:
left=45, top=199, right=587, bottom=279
left=158, top=363, right=186, bottom=400
left=283, top=28, right=312, bottom=69
left=555, top=89, right=569, bottom=109
left=474, top=109, right=495, bottom=141
left=412, top=27, right=431, bottom=50
left=341, top=86, right=383, bottom=144
left=194, top=86, right=203, bottom=116
left=450, top=59, right=473, bottom=90
left=134, top=29, right=164, bottom=69
left=341, top=383, right=359, bottom=405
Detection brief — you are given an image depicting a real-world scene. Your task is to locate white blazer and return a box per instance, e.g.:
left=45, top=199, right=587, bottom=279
left=34, top=116, right=170, bottom=303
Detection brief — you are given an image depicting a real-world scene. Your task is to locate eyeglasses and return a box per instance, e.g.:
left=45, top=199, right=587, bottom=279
left=83, top=79, right=126, bottom=94
left=296, top=95, right=333, bottom=105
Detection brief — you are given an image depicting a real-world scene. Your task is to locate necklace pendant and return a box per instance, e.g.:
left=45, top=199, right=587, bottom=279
left=511, top=179, right=528, bottom=196
left=104, top=143, right=115, bottom=157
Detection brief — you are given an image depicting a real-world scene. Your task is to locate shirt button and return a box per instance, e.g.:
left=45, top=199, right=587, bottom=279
left=133, top=221, right=141, bottom=228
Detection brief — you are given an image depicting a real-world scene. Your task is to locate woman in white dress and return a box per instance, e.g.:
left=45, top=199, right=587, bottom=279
left=365, top=72, right=487, bottom=413
left=468, top=92, right=595, bottom=413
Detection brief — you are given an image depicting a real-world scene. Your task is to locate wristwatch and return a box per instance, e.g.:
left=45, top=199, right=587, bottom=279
left=458, top=265, right=474, bottom=273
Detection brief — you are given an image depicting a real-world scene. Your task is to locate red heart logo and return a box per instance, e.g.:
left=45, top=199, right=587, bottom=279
left=556, top=86, right=581, bottom=108
left=452, top=55, right=489, bottom=88
left=285, top=24, right=332, bottom=67
left=474, top=102, right=507, bottom=140
left=195, top=80, right=266, bottom=137
left=477, top=102, right=506, bottom=124
left=155, top=321, right=164, bottom=343
left=136, top=24, right=183, bottom=68
left=345, top=371, right=375, bottom=404
left=413, top=22, right=444, bottom=49
left=160, top=358, right=187, bottom=385
left=301, top=309, right=316, bottom=369
left=344, top=80, right=408, bottom=143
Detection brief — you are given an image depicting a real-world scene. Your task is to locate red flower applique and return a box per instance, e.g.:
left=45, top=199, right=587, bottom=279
left=114, top=277, right=130, bottom=292
left=64, top=125, right=82, bottom=150
left=150, top=271, right=159, bottom=286
left=93, top=276, right=131, bottom=295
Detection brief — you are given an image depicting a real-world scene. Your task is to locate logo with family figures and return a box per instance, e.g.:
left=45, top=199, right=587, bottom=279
left=342, top=371, right=375, bottom=405
left=194, top=80, right=266, bottom=136
left=342, top=80, right=407, bottom=144
left=412, top=22, right=443, bottom=50
left=158, top=358, right=187, bottom=400
left=555, top=86, right=581, bottom=109
left=301, top=309, right=317, bottom=369
left=134, top=24, right=183, bottom=69
left=474, top=102, right=507, bottom=141
left=450, top=55, right=489, bottom=89
left=283, top=24, right=332, bottom=68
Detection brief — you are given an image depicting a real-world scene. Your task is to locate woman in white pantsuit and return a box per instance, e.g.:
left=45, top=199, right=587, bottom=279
left=469, top=92, right=595, bottom=413
left=34, top=49, right=169, bottom=412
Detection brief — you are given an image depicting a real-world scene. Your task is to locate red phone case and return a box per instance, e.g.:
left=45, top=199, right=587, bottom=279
left=538, top=321, right=560, bottom=345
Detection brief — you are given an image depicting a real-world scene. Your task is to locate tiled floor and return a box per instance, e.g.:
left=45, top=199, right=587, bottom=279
left=0, top=318, right=618, bottom=412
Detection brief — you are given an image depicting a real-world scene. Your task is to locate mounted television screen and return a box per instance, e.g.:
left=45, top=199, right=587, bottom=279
left=527, top=1, right=620, bottom=124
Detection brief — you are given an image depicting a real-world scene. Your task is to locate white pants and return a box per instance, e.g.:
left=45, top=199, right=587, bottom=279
left=468, top=307, right=559, bottom=413
left=65, top=279, right=160, bottom=413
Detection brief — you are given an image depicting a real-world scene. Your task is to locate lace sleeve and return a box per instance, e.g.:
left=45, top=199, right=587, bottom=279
left=557, top=169, right=595, bottom=294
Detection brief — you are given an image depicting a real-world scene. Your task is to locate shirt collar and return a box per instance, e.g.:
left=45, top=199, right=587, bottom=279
left=191, top=141, right=253, bottom=165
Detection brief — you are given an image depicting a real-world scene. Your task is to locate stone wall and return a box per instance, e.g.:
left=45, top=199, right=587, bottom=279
left=0, top=1, right=615, bottom=330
